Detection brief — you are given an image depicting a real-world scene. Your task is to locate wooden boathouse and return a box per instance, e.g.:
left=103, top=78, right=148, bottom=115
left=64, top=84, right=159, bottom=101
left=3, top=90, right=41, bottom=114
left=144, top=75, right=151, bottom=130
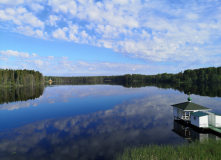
left=171, top=93, right=221, bottom=134
left=171, top=93, right=211, bottom=121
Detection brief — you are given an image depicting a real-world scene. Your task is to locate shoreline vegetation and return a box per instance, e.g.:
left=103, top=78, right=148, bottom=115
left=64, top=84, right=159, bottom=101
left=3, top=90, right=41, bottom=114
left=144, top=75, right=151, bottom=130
left=1, top=67, right=221, bottom=99
left=115, top=138, right=221, bottom=160
left=45, top=66, right=221, bottom=84
left=0, top=69, right=44, bottom=88
left=1, top=66, right=221, bottom=88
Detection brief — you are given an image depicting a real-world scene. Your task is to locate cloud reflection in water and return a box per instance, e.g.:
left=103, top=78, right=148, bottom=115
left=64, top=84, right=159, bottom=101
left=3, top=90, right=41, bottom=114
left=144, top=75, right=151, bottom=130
left=0, top=93, right=188, bottom=160
left=1, top=85, right=221, bottom=159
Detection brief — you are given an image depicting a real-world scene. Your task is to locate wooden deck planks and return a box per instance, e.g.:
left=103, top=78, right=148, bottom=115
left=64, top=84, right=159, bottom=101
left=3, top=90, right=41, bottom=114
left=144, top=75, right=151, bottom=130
left=202, top=124, right=221, bottom=133
left=210, top=127, right=221, bottom=133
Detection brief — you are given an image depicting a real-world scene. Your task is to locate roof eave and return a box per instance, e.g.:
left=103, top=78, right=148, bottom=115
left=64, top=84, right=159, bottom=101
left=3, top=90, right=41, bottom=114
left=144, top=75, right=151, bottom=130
left=172, top=106, right=211, bottom=111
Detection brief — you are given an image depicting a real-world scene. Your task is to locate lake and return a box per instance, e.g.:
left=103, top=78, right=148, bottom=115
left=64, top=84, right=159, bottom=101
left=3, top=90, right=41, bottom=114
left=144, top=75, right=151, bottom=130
left=1, top=83, right=221, bottom=160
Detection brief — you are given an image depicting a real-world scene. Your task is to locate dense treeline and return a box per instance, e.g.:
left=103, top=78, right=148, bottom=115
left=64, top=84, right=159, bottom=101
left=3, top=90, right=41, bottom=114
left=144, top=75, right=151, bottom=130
left=45, top=75, right=125, bottom=83
left=45, top=66, right=221, bottom=84
left=0, top=86, right=44, bottom=105
left=1, top=66, right=220, bottom=87
left=0, top=69, right=44, bottom=87
left=153, top=66, right=221, bottom=84
left=2, top=66, right=221, bottom=105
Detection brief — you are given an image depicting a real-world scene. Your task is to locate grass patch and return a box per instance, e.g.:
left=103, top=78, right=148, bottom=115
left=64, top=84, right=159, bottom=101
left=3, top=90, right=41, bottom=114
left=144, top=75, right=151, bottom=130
left=115, top=138, right=221, bottom=160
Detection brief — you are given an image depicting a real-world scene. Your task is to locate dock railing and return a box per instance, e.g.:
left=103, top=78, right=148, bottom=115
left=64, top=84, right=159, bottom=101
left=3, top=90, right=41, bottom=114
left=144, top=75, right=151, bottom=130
left=181, top=115, right=190, bottom=120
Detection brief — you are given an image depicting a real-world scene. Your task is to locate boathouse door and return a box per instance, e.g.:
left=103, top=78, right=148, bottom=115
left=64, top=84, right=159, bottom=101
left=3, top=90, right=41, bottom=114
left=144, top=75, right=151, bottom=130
left=208, top=114, right=212, bottom=125
left=207, top=112, right=215, bottom=126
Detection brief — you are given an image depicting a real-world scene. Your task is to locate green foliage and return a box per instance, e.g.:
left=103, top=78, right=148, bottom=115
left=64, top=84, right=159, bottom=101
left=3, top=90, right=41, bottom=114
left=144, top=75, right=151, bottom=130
left=0, top=69, right=44, bottom=87
left=43, top=66, right=221, bottom=85
left=187, top=78, right=192, bottom=83
left=3, top=66, right=221, bottom=87
left=116, top=138, right=221, bottom=160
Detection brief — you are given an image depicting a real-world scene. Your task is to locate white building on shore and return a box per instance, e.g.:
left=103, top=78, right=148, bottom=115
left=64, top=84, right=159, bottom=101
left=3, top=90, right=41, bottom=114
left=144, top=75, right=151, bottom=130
left=171, top=94, right=211, bottom=122
left=171, top=93, right=221, bottom=131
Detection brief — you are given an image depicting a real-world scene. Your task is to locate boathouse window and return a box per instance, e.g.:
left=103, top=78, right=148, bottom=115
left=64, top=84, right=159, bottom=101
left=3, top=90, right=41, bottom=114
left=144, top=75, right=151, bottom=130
left=194, top=117, right=196, bottom=120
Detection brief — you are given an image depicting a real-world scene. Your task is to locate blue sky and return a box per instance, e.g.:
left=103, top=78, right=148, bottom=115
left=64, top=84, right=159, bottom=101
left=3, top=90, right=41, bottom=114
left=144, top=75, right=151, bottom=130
left=0, top=0, right=221, bottom=76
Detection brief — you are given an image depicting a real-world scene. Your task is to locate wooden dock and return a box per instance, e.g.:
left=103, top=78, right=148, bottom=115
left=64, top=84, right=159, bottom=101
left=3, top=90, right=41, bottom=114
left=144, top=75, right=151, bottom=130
left=197, top=124, right=221, bottom=133
left=175, top=119, right=221, bottom=134
left=209, top=126, right=221, bottom=133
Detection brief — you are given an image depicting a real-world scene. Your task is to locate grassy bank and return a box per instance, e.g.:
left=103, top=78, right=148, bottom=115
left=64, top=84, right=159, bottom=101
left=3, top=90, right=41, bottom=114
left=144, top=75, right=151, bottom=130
left=116, top=138, right=221, bottom=160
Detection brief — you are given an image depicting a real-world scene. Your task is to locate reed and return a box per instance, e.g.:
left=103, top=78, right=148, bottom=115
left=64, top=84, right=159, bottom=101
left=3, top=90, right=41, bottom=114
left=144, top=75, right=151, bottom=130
left=116, top=138, right=221, bottom=160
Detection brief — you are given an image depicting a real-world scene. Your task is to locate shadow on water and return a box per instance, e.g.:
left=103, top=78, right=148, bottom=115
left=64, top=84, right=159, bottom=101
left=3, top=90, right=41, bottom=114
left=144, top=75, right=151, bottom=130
left=0, top=85, right=44, bottom=105
left=48, top=81, right=221, bottom=98
left=172, top=120, right=221, bottom=144
left=1, top=82, right=220, bottom=106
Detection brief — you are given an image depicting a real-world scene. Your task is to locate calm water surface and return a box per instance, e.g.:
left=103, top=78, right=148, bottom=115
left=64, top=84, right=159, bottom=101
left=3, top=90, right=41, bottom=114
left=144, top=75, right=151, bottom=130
left=1, top=84, right=221, bottom=160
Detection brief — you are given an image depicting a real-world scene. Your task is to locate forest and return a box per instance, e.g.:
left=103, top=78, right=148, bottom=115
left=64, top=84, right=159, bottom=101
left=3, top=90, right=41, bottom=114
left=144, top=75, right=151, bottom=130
left=1, top=66, right=221, bottom=88
left=1, top=66, right=221, bottom=104
left=45, top=66, right=221, bottom=84
left=0, top=69, right=44, bottom=87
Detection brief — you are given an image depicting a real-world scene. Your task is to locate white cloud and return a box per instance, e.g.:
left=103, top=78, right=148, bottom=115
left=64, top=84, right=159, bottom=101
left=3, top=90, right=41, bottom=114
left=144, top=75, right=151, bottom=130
left=0, top=7, right=44, bottom=29
left=32, top=53, right=37, bottom=57
left=46, top=15, right=60, bottom=26
left=52, top=27, right=69, bottom=40
left=140, top=29, right=151, bottom=39
left=72, top=61, right=150, bottom=72
left=0, top=0, right=24, bottom=5
left=68, top=21, right=79, bottom=42
left=16, top=25, right=35, bottom=35
left=48, top=0, right=77, bottom=15
left=112, top=0, right=129, bottom=5
left=48, top=55, right=54, bottom=59
left=34, top=59, right=43, bottom=66
left=186, top=13, right=199, bottom=20
left=0, top=57, right=8, bottom=61
left=16, top=7, right=27, bottom=14
left=17, top=12, right=44, bottom=28
left=86, top=23, right=94, bottom=30
left=0, top=9, right=15, bottom=21
left=0, top=50, right=67, bottom=71
left=30, top=3, right=44, bottom=12
left=35, top=29, right=43, bottom=36
left=80, top=30, right=88, bottom=38
left=0, top=50, right=29, bottom=58
left=0, top=0, right=221, bottom=69
left=99, top=40, right=113, bottom=48
left=15, top=26, right=46, bottom=38
left=5, top=8, right=16, bottom=15
left=96, top=25, right=115, bottom=36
